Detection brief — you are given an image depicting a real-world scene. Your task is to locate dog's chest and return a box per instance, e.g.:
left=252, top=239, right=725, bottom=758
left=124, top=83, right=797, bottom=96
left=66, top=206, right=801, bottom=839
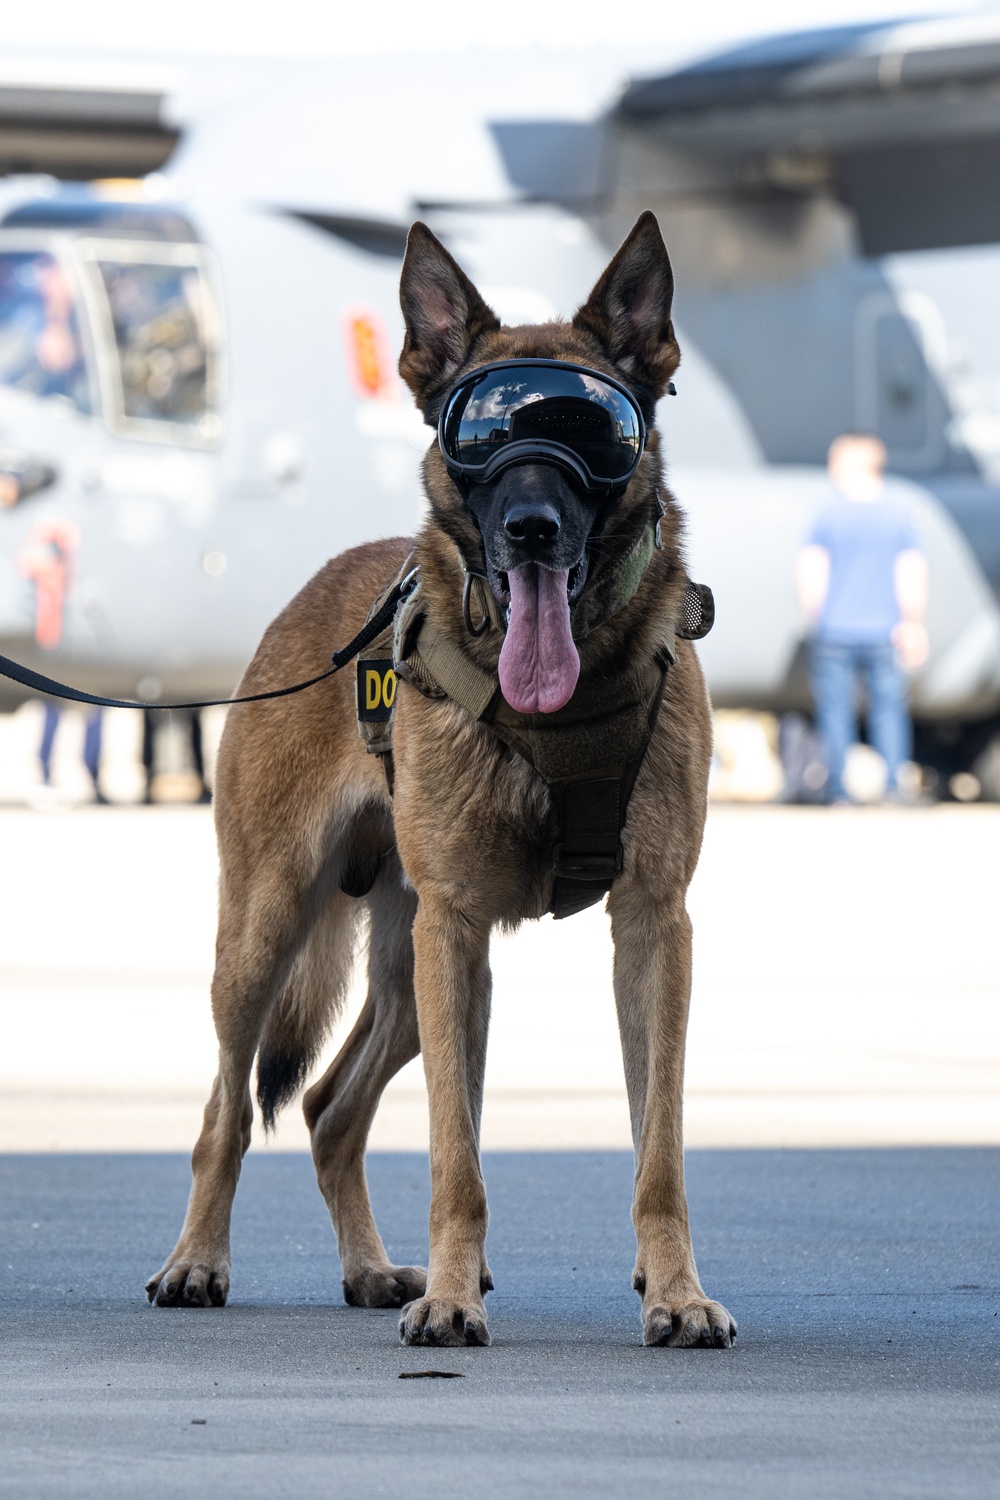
left=392, top=701, right=559, bottom=919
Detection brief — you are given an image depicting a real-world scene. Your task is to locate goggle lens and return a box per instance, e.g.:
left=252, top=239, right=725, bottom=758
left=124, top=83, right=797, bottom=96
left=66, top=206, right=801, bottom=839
left=441, top=363, right=643, bottom=487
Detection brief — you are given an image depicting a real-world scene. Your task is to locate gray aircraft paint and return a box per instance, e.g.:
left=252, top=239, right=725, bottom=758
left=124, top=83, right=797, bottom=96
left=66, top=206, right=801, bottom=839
left=0, top=14, right=998, bottom=739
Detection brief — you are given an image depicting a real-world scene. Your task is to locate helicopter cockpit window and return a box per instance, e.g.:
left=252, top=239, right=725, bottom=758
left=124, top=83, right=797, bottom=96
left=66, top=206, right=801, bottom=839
left=0, top=252, right=91, bottom=413
left=80, top=244, right=222, bottom=444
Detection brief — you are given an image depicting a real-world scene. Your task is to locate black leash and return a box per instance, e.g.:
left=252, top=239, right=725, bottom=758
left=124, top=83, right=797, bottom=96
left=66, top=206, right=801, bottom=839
left=0, top=568, right=418, bottom=713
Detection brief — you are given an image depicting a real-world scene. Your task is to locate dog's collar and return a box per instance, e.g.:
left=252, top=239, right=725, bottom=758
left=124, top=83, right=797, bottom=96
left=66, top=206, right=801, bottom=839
left=571, top=521, right=658, bottom=641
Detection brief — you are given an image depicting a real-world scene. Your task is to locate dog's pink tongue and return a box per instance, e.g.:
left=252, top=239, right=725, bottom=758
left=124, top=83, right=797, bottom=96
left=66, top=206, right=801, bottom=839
left=498, top=563, right=580, bottom=714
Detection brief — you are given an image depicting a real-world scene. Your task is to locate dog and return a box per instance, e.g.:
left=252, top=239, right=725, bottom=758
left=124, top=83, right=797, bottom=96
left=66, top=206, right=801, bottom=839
left=145, top=212, right=736, bottom=1350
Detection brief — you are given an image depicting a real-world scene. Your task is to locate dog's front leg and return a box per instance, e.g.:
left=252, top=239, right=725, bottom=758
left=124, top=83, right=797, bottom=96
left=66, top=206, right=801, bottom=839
left=399, top=892, right=492, bottom=1347
left=610, top=884, right=737, bottom=1348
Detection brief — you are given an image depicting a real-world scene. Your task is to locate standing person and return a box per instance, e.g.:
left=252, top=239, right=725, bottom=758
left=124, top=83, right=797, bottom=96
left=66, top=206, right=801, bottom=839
left=142, top=708, right=211, bottom=804
left=38, top=704, right=106, bottom=804
left=20, top=519, right=107, bottom=805
left=795, top=433, right=929, bottom=804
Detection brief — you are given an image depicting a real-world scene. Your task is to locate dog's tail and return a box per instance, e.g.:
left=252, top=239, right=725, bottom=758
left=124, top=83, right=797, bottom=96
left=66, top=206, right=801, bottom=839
left=254, top=900, right=360, bottom=1132
left=256, top=1028, right=316, bottom=1132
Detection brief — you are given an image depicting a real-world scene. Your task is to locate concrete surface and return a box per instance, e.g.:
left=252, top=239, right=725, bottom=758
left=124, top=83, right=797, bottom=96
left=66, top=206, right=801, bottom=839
left=0, top=802, right=998, bottom=1150
left=1, top=1148, right=997, bottom=1499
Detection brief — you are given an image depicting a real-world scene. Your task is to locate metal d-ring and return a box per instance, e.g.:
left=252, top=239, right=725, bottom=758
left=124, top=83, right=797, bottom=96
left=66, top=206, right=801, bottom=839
left=462, top=571, right=491, bottom=636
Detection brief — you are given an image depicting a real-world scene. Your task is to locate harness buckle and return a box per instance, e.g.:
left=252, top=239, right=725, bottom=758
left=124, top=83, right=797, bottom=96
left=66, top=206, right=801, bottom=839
left=551, top=844, right=623, bottom=881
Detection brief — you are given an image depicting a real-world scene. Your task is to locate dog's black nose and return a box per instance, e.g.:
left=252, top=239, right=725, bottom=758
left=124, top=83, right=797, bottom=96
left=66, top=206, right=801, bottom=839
left=503, top=500, right=561, bottom=547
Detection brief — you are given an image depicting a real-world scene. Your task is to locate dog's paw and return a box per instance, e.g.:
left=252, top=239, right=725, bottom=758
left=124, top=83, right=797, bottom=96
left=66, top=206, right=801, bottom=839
left=342, top=1263, right=427, bottom=1309
left=643, top=1298, right=736, bottom=1349
left=399, top=1297, right=490, bottom=1347
left=145, top=1259, right=229, bottom=1308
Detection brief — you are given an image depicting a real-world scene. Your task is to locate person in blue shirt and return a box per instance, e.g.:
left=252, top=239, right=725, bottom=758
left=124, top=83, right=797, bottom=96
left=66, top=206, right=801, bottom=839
left=795, top=434, right=929, bottom=804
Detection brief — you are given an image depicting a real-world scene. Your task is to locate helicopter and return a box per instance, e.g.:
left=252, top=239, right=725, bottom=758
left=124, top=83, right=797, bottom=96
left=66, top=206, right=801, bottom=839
left=1, top=13, right=999, bottom=793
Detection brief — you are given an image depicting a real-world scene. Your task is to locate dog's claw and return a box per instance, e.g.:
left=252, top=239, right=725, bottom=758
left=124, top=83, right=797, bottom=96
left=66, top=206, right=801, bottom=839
left=145, top=1259, right=230, bottom=1309
left=642, top=1298, right=736, bottom=1349
left=343, top=1264, right=427, bottom=1309
left=399, top=1297, right=490, bottom=1347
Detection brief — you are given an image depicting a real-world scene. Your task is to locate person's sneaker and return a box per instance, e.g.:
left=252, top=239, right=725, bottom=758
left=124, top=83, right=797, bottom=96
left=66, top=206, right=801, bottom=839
left=27, top=782, right=70, bottom=812
left=882, top=783, right=929, bottom=807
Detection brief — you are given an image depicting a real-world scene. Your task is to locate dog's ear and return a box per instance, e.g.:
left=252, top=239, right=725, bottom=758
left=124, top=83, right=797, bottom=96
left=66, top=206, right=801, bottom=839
left=572, top=211, right=678, bottom=397
left=398, top=222, right=500, bottom=404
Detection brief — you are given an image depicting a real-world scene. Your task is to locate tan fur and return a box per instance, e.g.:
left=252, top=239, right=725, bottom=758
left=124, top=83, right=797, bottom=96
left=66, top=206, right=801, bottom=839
left=146, top=214, right=735, bottom=1349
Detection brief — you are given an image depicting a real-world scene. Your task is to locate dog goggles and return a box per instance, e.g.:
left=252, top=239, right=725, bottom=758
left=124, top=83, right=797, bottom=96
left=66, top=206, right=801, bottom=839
left=438, top=359, right=646, bottom=495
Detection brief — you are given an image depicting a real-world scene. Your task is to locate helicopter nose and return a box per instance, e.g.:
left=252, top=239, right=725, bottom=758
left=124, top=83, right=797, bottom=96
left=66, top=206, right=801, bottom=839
left=502, top=498, right=561, bottom=547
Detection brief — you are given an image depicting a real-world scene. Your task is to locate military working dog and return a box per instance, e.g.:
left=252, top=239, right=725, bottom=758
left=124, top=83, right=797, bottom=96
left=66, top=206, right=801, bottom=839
left=146, top=212, right=736, bottom=1349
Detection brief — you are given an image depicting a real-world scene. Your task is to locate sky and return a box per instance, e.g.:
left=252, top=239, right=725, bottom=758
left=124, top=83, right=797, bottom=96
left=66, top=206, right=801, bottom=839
left=0, top=0, right=987, bottom=60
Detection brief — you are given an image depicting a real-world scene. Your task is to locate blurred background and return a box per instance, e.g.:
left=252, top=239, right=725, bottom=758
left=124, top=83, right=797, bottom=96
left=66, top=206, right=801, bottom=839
left=0, top=0, right=997, bottom=1153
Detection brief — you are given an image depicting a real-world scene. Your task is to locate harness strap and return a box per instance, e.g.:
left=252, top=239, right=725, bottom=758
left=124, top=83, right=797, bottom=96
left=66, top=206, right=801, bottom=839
left=551, top=776, right=624, bottom=918
left=411, top=624, right=499, bottom=720
left=548, top=657, right=670, bottom=918
left=547, top=645, right=669, bottom=918
left=358, top=556, right=712, bottom=922
left=395, top=584, right=673, bottom=919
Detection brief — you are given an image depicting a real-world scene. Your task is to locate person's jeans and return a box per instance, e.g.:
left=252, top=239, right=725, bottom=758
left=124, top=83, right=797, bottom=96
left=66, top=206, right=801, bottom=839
left=39, top=705, right=103, bottom=788
left=808, top=639, right=911, bottom=802
left=39, top=703, right=60, bottom=783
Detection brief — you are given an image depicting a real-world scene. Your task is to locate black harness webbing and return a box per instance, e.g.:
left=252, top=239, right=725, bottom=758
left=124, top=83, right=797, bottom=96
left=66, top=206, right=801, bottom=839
left=0, top=570, right=418, bottom=713
left=548, top=684, right=668, bottom=920
left=497, top=656, right=670, bottom=920
left=553, top=777, right=632, bottom=919
left=374, top=559, right=709, bottom=921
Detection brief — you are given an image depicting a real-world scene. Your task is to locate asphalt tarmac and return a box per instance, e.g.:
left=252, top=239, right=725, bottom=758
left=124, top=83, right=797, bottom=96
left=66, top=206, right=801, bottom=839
left=2, top=1148, right=997, bottom=1499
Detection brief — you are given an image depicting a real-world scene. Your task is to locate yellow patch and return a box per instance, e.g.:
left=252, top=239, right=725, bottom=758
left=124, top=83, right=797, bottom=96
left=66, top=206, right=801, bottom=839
left=357, top=659, right=396, bottom=722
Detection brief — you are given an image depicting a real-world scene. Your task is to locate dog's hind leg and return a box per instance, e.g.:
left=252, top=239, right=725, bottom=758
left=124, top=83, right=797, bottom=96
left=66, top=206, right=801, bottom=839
left=146, top=858, right=358, bottom=1309
left=304, top=853, right=427, bottom=1309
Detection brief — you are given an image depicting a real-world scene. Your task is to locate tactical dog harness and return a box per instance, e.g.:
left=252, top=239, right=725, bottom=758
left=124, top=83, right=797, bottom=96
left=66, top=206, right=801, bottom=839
left=356, top=532, right=714, bottom=920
